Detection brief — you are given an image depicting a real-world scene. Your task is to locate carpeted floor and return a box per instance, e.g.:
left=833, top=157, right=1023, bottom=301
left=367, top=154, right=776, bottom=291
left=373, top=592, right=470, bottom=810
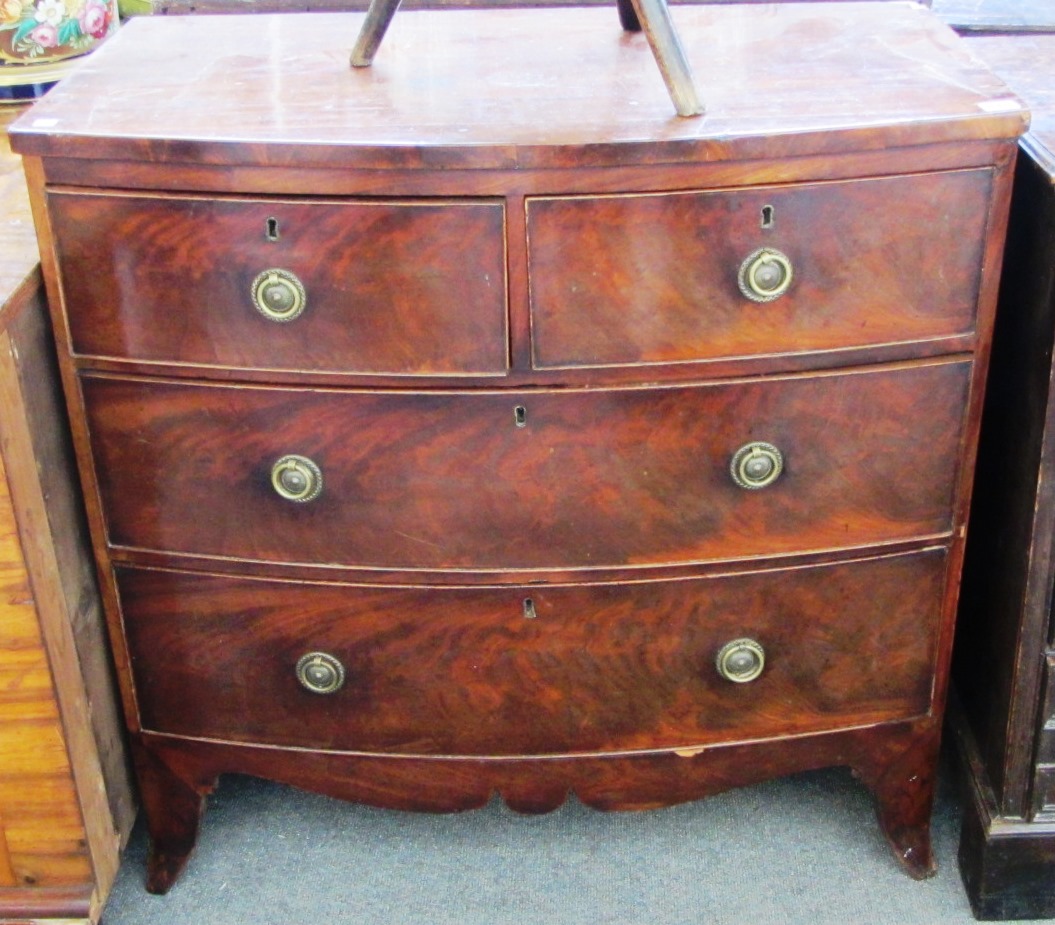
left=98, top=759, right=1050, bottom=925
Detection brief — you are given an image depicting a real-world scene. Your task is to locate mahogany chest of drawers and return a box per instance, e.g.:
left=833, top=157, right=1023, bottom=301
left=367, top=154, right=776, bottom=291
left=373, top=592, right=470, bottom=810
left=9, top=3, right=1027, bottom=893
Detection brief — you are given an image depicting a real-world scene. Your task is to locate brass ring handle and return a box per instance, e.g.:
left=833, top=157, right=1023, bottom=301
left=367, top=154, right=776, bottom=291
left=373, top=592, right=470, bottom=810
left=730, top=441, right=783, bottom=490
left=251, top=268, right=307, bottom=322
left=716, top=638, right=765, bottom=684
left=270, top=454, right=323, bottom=503
left=738, top=247, right=793, bottom=303
left=295, top=652, right=346, bottom=695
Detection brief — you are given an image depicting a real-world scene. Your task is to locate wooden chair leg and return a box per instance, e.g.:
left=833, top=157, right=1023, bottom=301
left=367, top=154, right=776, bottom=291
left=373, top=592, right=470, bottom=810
left=350, top=0, right=404, bottom=67
left=618, top=0, right=642, bottom=33
left=350, top=0, right=703, bottom=118
left=628, top=0, right=704, bottom=117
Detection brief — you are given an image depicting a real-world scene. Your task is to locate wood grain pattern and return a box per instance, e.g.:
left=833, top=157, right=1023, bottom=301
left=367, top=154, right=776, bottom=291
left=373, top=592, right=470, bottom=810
left=13, top=4, right=1024, bottom=896
left=0, top=299, right=135, bottom=914
left=0, top=403, right=92, bottom=892
left=0, top=110, right=132, bottom=922
left=82, top=361, right=969, bottom=572
left=527, top=169, right=991, bottom=368
left=117, top=549, right=945, bottom=754
left=48, top=191, right=509, bottom=376
left=134, top=716, right=944, bottom=893
left=7, top=6, right=1027, bottom=169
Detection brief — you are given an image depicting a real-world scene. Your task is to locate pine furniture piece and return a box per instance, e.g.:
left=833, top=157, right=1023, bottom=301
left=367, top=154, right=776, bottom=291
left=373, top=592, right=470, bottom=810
left=950, top=34, right=1055, bottom=921
left=0, top=106, right=133, bottom=925
left=9, top=2, right=1026, bottom=894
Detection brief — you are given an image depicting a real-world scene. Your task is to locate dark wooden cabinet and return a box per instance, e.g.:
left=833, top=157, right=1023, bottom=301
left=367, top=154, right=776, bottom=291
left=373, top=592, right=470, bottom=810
left=9, top=3, right=1025, bottom=895
left=950, top=34, right=1055, bottom=921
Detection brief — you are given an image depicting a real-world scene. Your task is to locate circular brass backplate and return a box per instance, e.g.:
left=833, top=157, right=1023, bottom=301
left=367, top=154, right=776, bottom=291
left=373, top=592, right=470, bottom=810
left=270, top=454, right=323, bottom=503
left=715, top=638, right=765, bottom=683
left=251, top=268, right=307, bottom=322
left=730, top=442, right=784, bottom=490
left=737, top=247, right=793, bottom=303
left=295, top=652, right=346, bottom=694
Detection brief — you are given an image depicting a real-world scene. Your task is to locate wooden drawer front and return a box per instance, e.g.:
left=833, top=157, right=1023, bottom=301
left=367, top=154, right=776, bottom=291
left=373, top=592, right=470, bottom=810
left=83, top=360, right=968, bottom=571
left=48, top=192, right=508, bottom=376
left=118, top=549, right=945, bottom=755
left=527, top=170, right=991, bottom=368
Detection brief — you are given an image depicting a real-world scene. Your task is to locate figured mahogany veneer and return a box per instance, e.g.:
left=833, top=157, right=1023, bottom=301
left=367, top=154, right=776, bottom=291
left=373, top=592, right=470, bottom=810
left=83, top=361, right=967, bottom=572
left=48, top=192, right=508, bottom=376
left=9, top=3, right=1027, bottom=895
left=527, top=170, right=992, bottom=369
left=118, top=550, right=946, bottom=755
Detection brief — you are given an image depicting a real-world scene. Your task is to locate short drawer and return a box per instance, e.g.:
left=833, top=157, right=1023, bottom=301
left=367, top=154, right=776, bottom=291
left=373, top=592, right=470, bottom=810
left=527, top=169, right=992, bottom=368
left=118, top=548, right=946, bottom=755
left=47, top=192, right=508, bottom=376
left=82, top=359, right=969, bottom=571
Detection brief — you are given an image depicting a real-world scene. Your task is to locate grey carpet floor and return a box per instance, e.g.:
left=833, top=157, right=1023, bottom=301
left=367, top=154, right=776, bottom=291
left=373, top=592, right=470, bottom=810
left=98, top=759, right=1052, bottom=925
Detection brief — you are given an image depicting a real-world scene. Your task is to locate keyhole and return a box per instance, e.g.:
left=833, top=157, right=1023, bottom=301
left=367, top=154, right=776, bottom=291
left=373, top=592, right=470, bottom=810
left=523, top=598, right=537, bottom=619
left=760, top=205, right=774, bottom=229
left=514, top=405, right=527, bottom=427
left=266, top=217, right=280, bottom=241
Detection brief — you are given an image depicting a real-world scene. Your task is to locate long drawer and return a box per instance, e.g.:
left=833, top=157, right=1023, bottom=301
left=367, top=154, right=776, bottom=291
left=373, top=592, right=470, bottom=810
left=118, top=548, right=946, bottom=755
left=82, top=360, right=970, bottom=572
left=47, top=192, right=509, bottom=376
left=527, top=169, right=992, bottom=368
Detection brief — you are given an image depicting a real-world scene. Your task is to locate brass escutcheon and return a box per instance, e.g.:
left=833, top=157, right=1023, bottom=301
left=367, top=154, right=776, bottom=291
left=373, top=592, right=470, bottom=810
left=270, top=454, right=323, bottom=503
left=715, top=638, right=765, bottom=683
left=737, top=247, right=793, bottom=303
left=295, top=652, right=346, bottom=695
left=251, top=268, right=307, bottom=322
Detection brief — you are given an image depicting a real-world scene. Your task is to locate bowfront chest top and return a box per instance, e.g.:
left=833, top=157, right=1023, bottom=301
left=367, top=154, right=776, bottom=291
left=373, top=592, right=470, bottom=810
left=9, top=2, right=1027, bottom=892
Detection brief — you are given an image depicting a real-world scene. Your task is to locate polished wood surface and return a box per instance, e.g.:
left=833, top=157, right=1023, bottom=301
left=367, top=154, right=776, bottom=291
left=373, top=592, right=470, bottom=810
left=15, top=6, right=1024, bottom=895
left=8, top=5, right=1026, bottom=169
left=82, top=362, right=968, bottom=572
left=527, top=169, right=991, bottom=368
left=963, top=34, right=1055, bottom=174
left=119, top=550, right=945, bottom=754
left=49, top=191, right=509, bottom=375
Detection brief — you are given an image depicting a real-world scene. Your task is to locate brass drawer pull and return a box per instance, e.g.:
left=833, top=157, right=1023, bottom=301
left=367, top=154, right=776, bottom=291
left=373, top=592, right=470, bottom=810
left=738, top=247, right=793, bottom=303
left=295, top=652, right=346, bottom=694
left=251, top=268, right=307, bottom=322
left=715, top=638, right=765, bottom=684
left=730, top=441, right=783, bottom=490
left=270, top=454, right=323, bottom=503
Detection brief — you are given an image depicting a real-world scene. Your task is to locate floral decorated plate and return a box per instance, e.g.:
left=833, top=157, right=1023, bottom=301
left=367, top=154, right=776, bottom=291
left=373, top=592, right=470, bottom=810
left=0, top=0, right=118, bottom=97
